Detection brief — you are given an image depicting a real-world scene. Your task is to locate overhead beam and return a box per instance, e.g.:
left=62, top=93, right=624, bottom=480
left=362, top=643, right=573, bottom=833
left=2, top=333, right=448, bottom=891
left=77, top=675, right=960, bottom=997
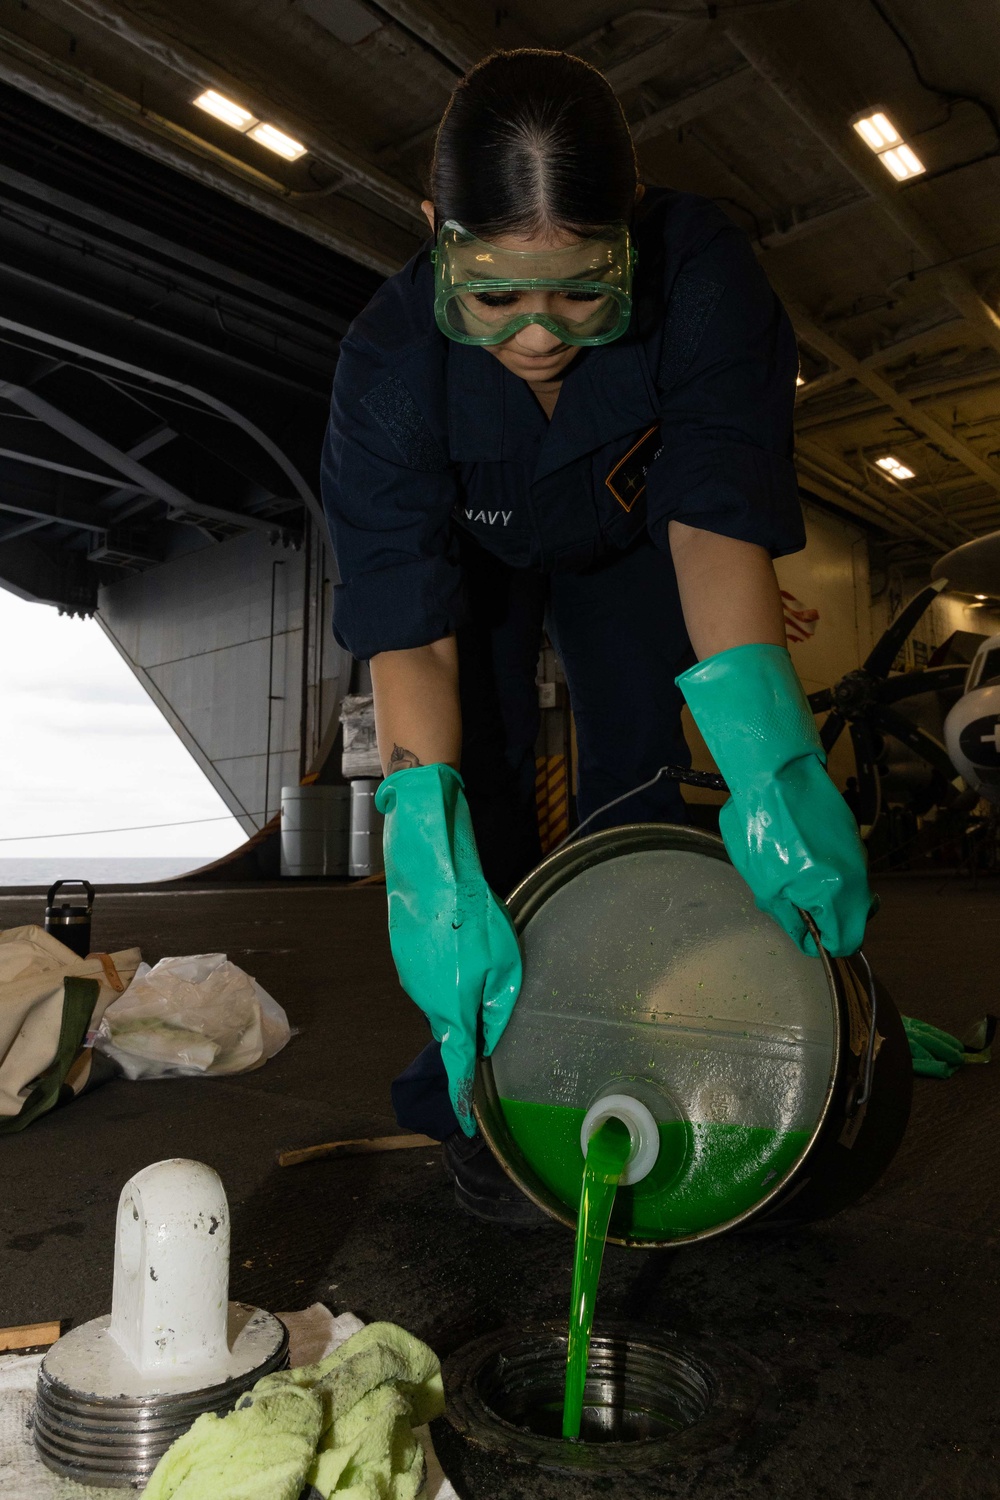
left=0, top=445, right=124, bottom=487
left=0, top=517, right=49, bottom=542
left=797, top=365, right=1000, bottom=431
left=57, top=0, right=423, bottom=227
left=0, top=382, right=286, bottom=536
left=795, top=318, right=972, bottom=402
left=0, top=308, right=328, bottom=528
left=0, top=34, right=406, bottom=275
left=631, top=65, right=755, bottom=143
left=0, top=466, right=107, bottom=531
left=604, top=26, right=694, bottom=94
left=371, top=7, right=696, bottom=164
left=860, top=320, right=971, bottom=368
left=797, top=461, right=913, bottom=540
left=788, top=303, right=1000, bottom=507
left=66, top=428, right=175, bottom=518
left=796, top=372, right=851, bottom=402
left=798, top=439, right=970, bottom=547
left=725, top=18, right=1000, bottom=358
left=757, top=193, right=869, bottom=249
left=795, top=444, right=958, bottom=549
left=368, top=0, right=538, bottom=70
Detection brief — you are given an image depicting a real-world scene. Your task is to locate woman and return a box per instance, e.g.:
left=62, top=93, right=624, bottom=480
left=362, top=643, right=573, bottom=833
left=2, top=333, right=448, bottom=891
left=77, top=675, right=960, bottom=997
left=322, top=50, right=870, bottom=1222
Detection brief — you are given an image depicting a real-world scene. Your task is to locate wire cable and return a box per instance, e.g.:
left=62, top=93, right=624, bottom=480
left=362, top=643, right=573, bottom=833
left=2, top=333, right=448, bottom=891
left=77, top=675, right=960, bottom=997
left=0, top=812, right=270, bottom=842
left=868, top=0, right=1000, bottom=148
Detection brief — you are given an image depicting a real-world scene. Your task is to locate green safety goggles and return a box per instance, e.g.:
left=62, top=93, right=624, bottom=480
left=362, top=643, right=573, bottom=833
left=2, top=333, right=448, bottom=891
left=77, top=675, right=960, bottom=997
left=432, top=220, right=635, bottom=347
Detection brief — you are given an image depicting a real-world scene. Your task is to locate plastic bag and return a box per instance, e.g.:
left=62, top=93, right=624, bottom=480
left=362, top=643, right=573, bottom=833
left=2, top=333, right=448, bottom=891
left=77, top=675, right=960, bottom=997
left=93, top=952, right=292, bottom=1080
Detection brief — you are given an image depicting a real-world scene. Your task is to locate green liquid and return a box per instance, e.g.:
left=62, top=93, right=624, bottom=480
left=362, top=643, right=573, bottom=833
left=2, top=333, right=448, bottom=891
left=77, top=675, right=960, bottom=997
left=563, top=1117, right=632, bottom=1440
left=499, top=1097, right=810, bottom=1240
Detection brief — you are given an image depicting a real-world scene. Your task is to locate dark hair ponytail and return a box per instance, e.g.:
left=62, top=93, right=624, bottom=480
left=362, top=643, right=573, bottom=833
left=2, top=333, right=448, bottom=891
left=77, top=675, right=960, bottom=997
left=430, top=49, right=638, bottom=238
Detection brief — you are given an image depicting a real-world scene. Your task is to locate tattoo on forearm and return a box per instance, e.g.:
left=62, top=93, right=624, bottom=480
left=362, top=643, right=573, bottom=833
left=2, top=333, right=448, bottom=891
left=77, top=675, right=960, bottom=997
left=388, top=743, right=423, bottom=774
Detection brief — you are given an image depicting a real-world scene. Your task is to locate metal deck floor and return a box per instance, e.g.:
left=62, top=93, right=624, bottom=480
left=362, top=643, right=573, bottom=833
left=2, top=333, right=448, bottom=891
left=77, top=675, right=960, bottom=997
left=0, top=875, right=997, bottom=1500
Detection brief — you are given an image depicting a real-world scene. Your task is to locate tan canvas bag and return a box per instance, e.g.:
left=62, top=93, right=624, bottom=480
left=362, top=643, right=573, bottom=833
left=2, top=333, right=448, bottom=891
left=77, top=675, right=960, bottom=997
left=0, top=925, right=141, bottom=1126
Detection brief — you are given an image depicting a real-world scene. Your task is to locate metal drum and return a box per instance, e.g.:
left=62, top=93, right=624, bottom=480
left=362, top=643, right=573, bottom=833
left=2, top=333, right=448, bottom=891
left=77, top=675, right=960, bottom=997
left=349, top=777, right=384, bottom=877
left=280, top=785, right=350, bottom=877
left=476, top=824, right=911, bottom=1248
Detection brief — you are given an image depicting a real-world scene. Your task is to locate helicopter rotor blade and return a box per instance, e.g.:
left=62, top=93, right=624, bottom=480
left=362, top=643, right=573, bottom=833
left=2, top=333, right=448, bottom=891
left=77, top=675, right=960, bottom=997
left=863, top=584, right=942, bottom=679
left=869, top=706, right=957, bottom=779
left=850, top=720, right=882, bottom=829
left=820, top=709, right=847, bottom=753
left=877, top=664, right=968, bottom=703
left=808, top=687, right=835, bottom=712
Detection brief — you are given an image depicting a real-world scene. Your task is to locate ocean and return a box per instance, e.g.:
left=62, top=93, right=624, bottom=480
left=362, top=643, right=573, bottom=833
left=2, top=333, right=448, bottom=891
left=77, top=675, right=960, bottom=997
left=0, top=857, right=213, bottom=888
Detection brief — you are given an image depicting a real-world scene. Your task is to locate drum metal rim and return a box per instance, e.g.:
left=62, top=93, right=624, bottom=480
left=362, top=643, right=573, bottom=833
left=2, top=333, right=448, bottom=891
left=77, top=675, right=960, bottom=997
left=475, top=822, right=843, bottom=1248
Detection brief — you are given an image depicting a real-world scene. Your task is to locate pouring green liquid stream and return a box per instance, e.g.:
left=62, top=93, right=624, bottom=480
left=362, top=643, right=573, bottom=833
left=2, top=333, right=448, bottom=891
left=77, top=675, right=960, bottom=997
left=562, top=1117, right=633, bottom=1440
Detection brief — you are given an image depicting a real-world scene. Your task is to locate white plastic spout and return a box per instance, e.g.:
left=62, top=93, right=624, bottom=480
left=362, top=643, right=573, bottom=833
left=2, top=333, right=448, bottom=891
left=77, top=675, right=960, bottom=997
left=109, top=1159, right=231, bottom=1381
left=580, top=1094, right=661, bottom=1185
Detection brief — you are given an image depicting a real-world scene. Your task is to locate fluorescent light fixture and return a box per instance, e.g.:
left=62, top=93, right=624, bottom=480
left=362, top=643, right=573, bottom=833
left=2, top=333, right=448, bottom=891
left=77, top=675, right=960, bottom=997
left=879, top=144, right=925, bottom=181
left=853, top=111, right=902, bottom=151
left=249, top=122, right=307, bottom=160
left=852, top=109, right=924, bottom=181
left=876, top=455, right=916, bottom=480
left=193, top=89, right=257, bottom=131
left=192, top=89, right=309, bottom=163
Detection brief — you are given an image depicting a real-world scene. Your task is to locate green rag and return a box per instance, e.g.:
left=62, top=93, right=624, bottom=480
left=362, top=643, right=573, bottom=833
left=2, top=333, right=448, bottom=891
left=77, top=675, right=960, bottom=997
left=141, top=1321, right=444, bottom=1500
left=902, top=1016, right=993, bottom=1079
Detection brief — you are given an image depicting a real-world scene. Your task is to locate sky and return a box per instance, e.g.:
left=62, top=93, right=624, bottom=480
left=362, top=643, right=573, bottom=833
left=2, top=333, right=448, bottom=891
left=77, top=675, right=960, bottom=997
left=0, top=587, right=246, bottom=860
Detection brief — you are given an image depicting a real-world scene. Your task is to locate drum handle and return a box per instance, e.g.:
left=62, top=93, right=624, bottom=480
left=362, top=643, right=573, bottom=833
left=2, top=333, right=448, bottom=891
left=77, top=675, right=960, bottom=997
left=851, top=949, right=879, bottom=1114
left=552, top=763, right=727, bottom=853
left=797, top=917, right=881, bottom=1119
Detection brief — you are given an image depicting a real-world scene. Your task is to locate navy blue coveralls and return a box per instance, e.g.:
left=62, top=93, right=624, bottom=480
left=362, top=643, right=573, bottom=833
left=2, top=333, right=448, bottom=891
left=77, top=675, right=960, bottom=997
left=322, top=188, right=805, bottom=1139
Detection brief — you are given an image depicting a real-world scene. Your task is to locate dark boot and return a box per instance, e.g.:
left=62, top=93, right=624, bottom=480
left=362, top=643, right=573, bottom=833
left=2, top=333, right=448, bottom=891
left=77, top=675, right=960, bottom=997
left=442, top=1131, right=551, bottom=1227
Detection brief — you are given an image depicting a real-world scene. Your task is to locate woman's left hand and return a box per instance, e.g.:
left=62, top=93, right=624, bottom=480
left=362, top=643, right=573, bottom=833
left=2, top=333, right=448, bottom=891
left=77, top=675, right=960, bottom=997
left=678, top=643, right=872, bottom=958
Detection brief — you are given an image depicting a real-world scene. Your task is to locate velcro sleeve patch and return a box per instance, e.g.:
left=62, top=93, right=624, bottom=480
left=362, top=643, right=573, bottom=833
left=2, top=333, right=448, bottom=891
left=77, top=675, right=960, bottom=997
left=360, top=375, right=450, bottom=472
left=657, top=272, right=725, bottom=394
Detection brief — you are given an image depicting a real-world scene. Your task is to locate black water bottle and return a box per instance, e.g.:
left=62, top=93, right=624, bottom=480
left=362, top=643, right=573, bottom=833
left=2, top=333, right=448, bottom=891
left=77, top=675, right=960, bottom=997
left=44, top=880, right=95, bottom=958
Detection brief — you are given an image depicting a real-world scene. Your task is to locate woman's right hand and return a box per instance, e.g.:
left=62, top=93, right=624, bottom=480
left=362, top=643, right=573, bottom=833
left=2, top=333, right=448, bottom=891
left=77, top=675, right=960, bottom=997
left=375, top=764, right=522, bottom=1134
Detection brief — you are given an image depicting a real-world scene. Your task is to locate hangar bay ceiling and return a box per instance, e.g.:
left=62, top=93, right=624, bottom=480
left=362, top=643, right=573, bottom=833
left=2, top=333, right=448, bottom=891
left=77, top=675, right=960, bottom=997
left=0, top=0, right=998, bottom=603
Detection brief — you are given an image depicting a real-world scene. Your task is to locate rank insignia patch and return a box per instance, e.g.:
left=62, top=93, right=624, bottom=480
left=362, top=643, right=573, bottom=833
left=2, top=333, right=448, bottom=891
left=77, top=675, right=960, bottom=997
left=605, top=424, right=662, bottom=512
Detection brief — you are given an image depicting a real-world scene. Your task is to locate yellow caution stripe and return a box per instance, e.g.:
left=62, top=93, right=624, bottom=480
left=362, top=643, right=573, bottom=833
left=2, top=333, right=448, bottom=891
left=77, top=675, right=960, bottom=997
left=535, top=754, right=570, bottom=852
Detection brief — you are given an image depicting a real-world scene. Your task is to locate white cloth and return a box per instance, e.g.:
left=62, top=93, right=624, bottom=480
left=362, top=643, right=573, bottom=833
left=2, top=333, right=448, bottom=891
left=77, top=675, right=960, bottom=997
left=0, top=1305, right=457, bottom=1500
left=93, top=953, right=291, bottom=1080
left=0, top=1347, right=115, bottom=1500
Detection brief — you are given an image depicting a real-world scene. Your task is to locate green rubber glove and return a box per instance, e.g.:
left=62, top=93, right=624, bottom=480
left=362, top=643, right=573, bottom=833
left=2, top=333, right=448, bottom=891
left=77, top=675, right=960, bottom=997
left=902, top=1017, right=966, bottom=1079
left=902, top=1016, right=993, bottom=1078
left=677, top=643, right=871, bottom=958
left=374, top=764, right=522, bottom=1135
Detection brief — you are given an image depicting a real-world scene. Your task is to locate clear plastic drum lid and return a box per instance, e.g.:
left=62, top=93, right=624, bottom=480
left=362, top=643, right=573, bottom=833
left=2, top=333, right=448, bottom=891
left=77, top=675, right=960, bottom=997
left=490, top=848, right=838, bottom=1239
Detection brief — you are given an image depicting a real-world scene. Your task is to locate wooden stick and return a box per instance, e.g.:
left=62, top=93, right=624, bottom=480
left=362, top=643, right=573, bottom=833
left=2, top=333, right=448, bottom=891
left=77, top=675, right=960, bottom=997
left=278, top=1133, right=438, bottom=1168
left=0, top=1320, right=62, bottom=1352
